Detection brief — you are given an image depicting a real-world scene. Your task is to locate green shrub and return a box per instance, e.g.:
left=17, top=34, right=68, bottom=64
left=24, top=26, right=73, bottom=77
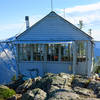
left=0, top=87, right=16, bottom=99
left=95, top=66, right=100, bottom=73
left=72, top=75, right=74, bottom=81
left=11, top=74, right=16, bottom=82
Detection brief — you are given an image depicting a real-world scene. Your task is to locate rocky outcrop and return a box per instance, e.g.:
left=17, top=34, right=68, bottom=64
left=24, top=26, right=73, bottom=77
left=16, top=78, right=33, bottom=93
left=48, top=90, right=80, bottom=100
left=7, top=94, right=22, bottom=100
left=35, top=73, right=74, bottom=93
left=21, top=88, right=46, bottom=100
left=73, top=87, right=95, bottom=97
left=88, top=80, right=100, bottom=98
left=1, top=73, right=100, bottom=100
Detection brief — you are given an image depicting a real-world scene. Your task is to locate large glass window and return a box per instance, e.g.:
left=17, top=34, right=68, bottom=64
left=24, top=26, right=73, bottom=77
left=18, top=43, right=73, bottom=62
left=19, top=44, right=44, bottom=61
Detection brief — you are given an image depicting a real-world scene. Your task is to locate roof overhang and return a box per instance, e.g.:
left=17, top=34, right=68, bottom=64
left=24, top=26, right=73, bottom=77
left=14, top=40, right=73, bottom=44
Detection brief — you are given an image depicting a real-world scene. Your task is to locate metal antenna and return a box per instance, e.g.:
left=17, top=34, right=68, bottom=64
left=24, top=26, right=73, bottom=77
left=51, top=0, right=53, bottom=11
left=64, top=8, right=66, bottom=18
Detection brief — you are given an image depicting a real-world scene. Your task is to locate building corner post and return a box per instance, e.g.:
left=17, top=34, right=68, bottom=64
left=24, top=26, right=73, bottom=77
left=73, top=41, right=77, bottom=74
left=87, top=41, right=93, bottom=77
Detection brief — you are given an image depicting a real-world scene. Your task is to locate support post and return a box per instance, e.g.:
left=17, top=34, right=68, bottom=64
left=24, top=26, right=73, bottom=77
left=58, top=44, right=61, bottom=61
left=44, top=44, right=47, bottom=61
left=43, top=44, right=47, bottom=74
left=16, top=44, right=20, bottom=74
left=87, top=41, right=92, bottom=77
left=91, top=43, right=94, bottom=74
left=86, top=41, right=88, bottom=74
left=31, top=44, right=33, bottom=61
left=73, top=41, right=77, bottom=74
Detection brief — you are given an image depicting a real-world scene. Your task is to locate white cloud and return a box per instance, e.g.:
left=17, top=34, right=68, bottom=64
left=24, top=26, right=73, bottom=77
left=65, top=13, right=100, bottom=25
left=58, top=2, right=100, bottom=13
left=92, top=30, right=100, bottom=41
left=56, top=2, right=100, bottom=24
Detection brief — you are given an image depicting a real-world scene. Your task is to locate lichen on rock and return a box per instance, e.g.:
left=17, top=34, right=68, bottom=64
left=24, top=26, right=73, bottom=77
left=0, top=85, right=16, bottom=99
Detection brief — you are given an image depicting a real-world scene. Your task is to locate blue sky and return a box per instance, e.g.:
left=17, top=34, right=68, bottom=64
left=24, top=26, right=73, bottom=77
left=0, top=0, right=100, bottom=40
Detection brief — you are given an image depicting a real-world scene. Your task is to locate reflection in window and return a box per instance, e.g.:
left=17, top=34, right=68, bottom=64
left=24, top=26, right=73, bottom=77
left=19, top=44, right=31, bottom=61
left=18, top=43, right=73, bottom=62
left=61, top=43, right=73, bottom=61
left=19, top=44, right=44, bottom=61
left=33, top=44, right=44, bottom=61
left=47, top=44, right=59, bottom=61
left=77, top=41, right=86, bottom=62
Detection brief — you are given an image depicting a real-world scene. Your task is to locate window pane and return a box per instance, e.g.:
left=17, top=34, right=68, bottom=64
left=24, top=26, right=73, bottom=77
left=77, top=41, right=86, bottom=62
left=19, top=44, right=31, bottom=61
left=33, top=44, right=44, bottom=61
left=47, top=44, right=59, bottom=61
left=61, top=43, right=73, bottom=61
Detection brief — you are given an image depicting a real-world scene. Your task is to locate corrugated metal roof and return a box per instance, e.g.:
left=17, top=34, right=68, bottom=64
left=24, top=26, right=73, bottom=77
left=16, top=11, right=92, bottom=42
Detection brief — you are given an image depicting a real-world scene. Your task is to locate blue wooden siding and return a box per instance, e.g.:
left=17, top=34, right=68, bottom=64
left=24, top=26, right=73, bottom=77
left=16, top=11, right=92, bottom=42
left=18, top=61, right=72, bottom=77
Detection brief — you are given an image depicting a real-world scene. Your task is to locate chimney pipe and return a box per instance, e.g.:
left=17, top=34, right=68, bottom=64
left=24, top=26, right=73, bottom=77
left=25, top=16, right=29, bottom=29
